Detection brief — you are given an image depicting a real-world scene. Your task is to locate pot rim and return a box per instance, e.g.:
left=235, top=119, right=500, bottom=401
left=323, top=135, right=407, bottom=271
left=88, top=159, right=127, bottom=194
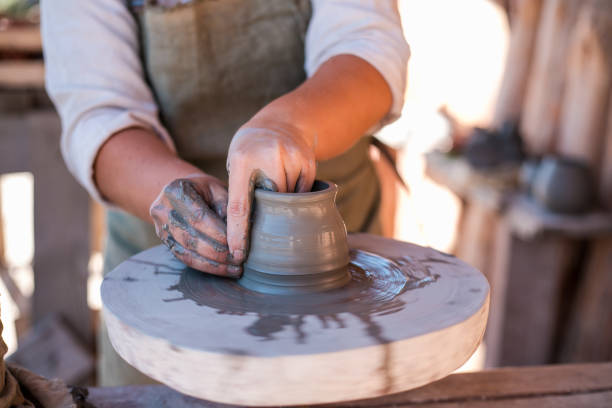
left=253, top=180, right=337, bottom=204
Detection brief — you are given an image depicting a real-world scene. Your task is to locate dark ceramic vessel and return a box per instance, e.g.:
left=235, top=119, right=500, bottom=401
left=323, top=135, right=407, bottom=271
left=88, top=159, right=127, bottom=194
left=531, top=156, right=594, bottom=214
left=239, top=180, right=351, bottom=295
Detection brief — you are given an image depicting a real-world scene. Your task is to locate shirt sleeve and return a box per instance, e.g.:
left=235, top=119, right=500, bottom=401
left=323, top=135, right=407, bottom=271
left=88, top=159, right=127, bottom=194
left=305, top=0, right=410, bottom=129
left=41, top=0, right=174, bottom=202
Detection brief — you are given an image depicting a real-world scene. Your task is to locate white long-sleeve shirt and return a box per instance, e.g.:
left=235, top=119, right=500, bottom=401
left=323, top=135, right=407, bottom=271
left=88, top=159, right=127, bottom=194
left=41, top=0, right=409, bottom=201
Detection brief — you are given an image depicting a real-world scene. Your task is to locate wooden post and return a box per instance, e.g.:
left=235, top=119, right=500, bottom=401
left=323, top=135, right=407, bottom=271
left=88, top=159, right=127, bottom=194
left=497, top=232, right=579, bottom=365
left=520, top=0, right=581, bottom=155
left=599, top=97, right=612, bottom=210
left=493, top=0, right=543, bottom=127
left=556, top=0, right=612, bottom=170
left=561, top=238, right=612, bottom=362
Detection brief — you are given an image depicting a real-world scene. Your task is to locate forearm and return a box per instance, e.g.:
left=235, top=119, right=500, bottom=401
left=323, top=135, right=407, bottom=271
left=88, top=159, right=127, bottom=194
left=94, top=128, right=202, bottom=222
left=246, top=54, right=393, bottom=160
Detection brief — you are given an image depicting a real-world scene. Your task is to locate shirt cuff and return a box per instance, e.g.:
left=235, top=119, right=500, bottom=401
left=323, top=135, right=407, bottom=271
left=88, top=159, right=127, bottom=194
left=60, top=108, right=174, bottom=204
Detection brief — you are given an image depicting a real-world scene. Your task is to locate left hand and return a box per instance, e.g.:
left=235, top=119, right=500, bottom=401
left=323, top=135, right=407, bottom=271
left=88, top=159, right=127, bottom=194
left=225, top=122, right=316, bottom=264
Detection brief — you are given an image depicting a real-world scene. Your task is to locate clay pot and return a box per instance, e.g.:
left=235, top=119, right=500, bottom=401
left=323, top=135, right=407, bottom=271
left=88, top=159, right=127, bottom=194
left=531, top=156, right=594, bottom=214
left=239, top=180, right=351, bottom=295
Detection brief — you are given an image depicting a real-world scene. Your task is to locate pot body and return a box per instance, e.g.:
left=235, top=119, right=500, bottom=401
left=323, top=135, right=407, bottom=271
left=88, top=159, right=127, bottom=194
left=532, top=156, right=594, bottom=214
left=240, top=181, right=350, bottom=294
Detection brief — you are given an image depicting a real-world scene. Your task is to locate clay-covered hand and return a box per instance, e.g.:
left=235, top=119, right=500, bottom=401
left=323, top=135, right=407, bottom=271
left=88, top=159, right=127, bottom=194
left=150, top=174, right=242, bottom=277
left=226, top=124, right=316, bottom=263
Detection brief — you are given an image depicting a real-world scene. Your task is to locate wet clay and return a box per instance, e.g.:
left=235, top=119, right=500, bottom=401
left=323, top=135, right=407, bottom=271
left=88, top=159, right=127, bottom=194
left=241, top=181, right=350, bottom=294
left=165, top=250, right=438, bottom=335
left=101, top=234, right=489, bottom=406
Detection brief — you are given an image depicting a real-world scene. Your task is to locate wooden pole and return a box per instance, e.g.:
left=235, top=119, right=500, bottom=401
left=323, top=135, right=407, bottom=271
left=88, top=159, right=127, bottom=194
left=493, top=0, right=543, bottom=128
left=556, top=0, right=612, bottom=171
left=520, top=0, right=581, bottom=155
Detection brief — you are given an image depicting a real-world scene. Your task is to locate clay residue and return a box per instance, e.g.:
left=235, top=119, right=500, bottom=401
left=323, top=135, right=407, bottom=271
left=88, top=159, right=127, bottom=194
left=160, top=249, right=440, bottom=393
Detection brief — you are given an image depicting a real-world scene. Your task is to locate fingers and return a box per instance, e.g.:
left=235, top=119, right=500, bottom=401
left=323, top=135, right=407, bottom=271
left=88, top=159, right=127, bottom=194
left=164, top=235, right=241, bottom=277
left=207, top=181, right=229, bottom=220
left=164, top=178, right=227, bottom=244
left=294, top=157, right=316, bottom=193
left=225, top=126, right=317, bottom=262
left=150, top=176, right=242, bottom=277
left=226, top=162, right=253, bottom=264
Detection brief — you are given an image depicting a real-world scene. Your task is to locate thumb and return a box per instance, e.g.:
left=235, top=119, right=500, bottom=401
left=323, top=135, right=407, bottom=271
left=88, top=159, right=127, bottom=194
left=226, top=166, right=255, bottom=264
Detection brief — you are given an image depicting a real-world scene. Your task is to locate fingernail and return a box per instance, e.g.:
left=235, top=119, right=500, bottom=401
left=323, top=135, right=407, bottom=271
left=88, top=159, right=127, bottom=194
left=232, top=249, right=245, bottom=262
left=228, top=265, right=242, bottom=278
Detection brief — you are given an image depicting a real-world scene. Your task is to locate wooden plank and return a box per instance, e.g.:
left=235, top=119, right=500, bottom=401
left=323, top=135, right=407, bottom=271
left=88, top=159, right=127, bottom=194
left=408, top=392, right=612, bottom=408
left=26, top=111, right=92, bottom=347
left=84, top=363, right=612, bottom=407
left=0, top=26, right=41, bottom=53
left=505, top=194, right=612, bottom=239
left=424, top=152, right=514, bottom=209
left=483, top=218, right=512, bottom=368
left=0, top=61, right=45, bottom=89
left=599, top=94, right=612, bottom=210
left=498, top=232, right=579, bottom=365
left=556, top=0, right=612, bottom=170
left=561, top=238, right=612, bottom=362
left=455, top=202, right=499, bottom=277
left=520, top=0, right=581, bottom=155
left=493, top=0, right=543, bottom=127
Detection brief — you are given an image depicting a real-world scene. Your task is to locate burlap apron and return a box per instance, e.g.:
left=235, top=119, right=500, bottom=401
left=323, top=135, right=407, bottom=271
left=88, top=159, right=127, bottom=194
left=100, top=0, right=381, bottom=386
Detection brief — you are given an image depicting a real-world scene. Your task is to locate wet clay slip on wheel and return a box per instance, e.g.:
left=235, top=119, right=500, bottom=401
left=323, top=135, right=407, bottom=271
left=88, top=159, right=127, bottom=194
left=101, top=183, right=490, bottom=406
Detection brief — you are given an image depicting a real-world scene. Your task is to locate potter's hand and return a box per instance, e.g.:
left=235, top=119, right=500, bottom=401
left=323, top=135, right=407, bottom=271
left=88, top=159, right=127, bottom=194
left=150, top=174, right=242, bottom=277
left=226, top=125, right=316, bottom=263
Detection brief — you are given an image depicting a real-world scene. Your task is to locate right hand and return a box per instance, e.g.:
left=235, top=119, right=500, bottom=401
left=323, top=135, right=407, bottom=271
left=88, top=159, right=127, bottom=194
left=150, top=173, right=242, bottom=277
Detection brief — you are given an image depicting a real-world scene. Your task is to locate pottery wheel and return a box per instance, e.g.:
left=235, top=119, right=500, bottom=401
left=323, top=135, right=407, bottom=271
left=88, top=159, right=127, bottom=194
left=101, top=233, right=489, bottom=406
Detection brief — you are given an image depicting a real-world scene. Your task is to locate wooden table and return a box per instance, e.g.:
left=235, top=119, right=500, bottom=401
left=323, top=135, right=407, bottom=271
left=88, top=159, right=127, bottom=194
left=85, top=362, right=612, bottom=407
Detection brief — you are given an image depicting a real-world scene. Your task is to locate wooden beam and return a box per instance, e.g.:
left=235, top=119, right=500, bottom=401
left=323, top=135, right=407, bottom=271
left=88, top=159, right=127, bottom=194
left=0, top=61, right=45, bottom=89
left=84, top=362, right=612, bottom=407
left=0, top=26, right=41, bottom=53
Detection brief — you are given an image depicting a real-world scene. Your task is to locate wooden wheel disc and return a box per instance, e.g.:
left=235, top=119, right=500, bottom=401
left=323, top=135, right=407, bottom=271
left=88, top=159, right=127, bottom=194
left=101, top=234, right=490, bottom=406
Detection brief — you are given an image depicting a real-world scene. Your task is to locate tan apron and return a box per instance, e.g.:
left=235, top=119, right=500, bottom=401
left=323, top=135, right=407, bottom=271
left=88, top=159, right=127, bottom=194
left=100, top=0, right=381, bottom=386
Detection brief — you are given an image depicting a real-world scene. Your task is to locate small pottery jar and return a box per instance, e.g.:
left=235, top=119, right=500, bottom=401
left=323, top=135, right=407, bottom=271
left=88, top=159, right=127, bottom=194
left=531, top=156, right=594, bottom=214
left=239, top=180, right=351, bottom=295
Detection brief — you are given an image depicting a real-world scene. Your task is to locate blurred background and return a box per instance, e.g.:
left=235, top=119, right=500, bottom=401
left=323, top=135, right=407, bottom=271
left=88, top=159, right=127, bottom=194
left=0, top=0, right=611, bottom=386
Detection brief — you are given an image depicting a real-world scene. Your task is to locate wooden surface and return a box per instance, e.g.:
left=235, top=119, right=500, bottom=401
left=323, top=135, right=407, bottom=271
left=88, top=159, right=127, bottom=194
left=0, top=61, right=45, bottom=88
left=498, top=231, right=578, bottom=366
left=101, top=234, right=489, bottom=406
left=561, top=238, right=612, bottom=362
left=85, top=362, right=612, bottom=407
left=504, top=194, right=612, bottom=239
left=424, top=152, right=515, bottom=210
left=0, top=26, right=41, bottom=53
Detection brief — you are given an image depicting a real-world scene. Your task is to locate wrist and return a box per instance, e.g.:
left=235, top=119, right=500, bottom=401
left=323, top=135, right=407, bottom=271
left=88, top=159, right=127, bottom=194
left=243, top=107, right=317, bottom=152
